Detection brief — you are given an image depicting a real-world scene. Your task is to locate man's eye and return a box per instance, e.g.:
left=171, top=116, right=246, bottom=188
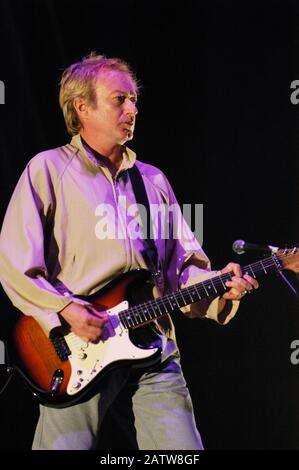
left=116, top=96, right=126, bottom=104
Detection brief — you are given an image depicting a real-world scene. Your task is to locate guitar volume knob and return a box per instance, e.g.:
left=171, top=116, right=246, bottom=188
left=78, top=352, right=87, bottom=360
left=72, top=382, right=82, bottom=390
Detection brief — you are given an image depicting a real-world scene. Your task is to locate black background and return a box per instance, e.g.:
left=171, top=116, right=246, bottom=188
left=1, top=0, right=299, bottom=450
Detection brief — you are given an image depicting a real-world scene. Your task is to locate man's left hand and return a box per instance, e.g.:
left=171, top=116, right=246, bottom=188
left=220, top=262, right=259, bottom=300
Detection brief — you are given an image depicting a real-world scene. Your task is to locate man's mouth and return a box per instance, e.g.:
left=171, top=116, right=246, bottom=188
left=124, top=122, right=134, bottom=129
left=122, top=123, right=134, bottom=134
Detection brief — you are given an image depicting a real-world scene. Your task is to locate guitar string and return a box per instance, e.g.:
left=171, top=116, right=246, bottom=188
left=121, top=258, right=275, bottom=317
left=120, top=260, right=283, bottom=323
left=118, top=251, right=297, bottom=325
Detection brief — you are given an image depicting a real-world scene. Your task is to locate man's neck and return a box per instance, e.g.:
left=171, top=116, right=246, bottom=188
left=80, top=134, right=123, bottom=176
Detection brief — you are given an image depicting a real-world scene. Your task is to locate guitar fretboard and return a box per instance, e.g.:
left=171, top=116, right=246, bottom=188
left=119, top=255, right=282, bottom=329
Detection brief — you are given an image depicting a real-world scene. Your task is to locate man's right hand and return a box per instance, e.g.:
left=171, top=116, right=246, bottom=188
left=59, top=302, right=109, bottom=342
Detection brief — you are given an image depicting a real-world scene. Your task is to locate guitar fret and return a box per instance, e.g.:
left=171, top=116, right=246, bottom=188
left=193, top=284, right=202, bottom=300
left=122, top=314, right=131, bottom=329
left=138, top=307, right=149, bottom=322
left=185, top=287, right=195, bottom=304
left=153, top=304, right=160, bottom=318
left=140, top=305, right=153, bottom=321
left=157, top=302, right=163, bottom=314
left=248, top=265, right=256, bottom=278
left=127, top=316, right=136, bottom=328
left=159, top=300, right=169, bottom=314
left=219, top=276, right=226, bottom=291
left=128, top=310, right=139, bottom=327
left=148, top=302, right=158, bottom=319
left=201, top=283, right=209, bottom=296
left=135, top=310, right=144, bottom=324
left=172, top=294, right=181, bottom=309
left=131, top=313, right=138, bottom=327
left=166, top=295, right=175, bottom=311
left=202, top=281, right=214, bottom=297
left=261, top=261, right=268, bottom=274
left=169, top=294, right=181, bottom=309
left=119, top=309, right=134, bottom=329
left=178, top=290, right=187, bottom=306
left=187, top=289, right=195, bottom=303
left=151, top=303, right=160, bottom=317
left=210, top=278, right=218, bottom=294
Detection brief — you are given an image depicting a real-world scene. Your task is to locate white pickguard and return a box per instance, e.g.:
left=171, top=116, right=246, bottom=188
left=64, top=301, right=159, bottom=395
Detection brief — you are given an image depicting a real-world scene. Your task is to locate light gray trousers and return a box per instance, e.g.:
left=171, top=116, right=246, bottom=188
left=32, top=342, right=203, bottom=450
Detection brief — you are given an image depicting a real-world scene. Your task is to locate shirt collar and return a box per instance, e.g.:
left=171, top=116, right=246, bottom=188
left=70, top=134, right=136, bottom=172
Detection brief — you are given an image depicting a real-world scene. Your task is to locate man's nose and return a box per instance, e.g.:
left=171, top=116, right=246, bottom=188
left=124, top=99, right=138, bottom=116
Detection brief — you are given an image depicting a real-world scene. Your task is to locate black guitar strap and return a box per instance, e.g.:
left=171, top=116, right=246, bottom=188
left=128, top=164, right=160, bottom=279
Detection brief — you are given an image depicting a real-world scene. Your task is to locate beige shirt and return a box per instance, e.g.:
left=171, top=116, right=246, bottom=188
left=0, top=134, right=238, bottom=335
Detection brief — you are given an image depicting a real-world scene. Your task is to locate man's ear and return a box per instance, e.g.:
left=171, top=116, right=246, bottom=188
left=73, top=97, right=89, bottom=120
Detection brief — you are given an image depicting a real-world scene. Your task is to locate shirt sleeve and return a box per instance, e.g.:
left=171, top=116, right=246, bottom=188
left=0, top=156, right=72, bottom=334
left=162, top=175, right=239, bottom=325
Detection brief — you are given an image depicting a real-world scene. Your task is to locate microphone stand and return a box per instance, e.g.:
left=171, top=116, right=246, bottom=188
left=277, top=270, right=299, bottom=296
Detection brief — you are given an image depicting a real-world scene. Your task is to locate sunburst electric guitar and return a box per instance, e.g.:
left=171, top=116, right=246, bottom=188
left=11, top=247, right=299, bottom=407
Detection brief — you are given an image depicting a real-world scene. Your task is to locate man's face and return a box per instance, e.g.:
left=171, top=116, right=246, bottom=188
left=84, top=70, right=138, bottom=145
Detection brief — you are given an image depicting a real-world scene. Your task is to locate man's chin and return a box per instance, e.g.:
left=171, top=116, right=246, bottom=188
left=119, top=131, right=134, bottom=144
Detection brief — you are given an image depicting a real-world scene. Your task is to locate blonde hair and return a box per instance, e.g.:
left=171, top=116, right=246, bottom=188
left=59, top=53, right=138, bottom=136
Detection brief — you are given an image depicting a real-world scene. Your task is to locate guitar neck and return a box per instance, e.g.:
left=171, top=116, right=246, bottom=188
left=119, top=254, right=282, bottom=329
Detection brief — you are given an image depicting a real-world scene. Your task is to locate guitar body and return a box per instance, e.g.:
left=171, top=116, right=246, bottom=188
left=13, top=270, right=162, bottom=407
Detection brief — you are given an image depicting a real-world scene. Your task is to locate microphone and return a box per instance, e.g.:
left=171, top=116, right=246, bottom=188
left=232, top=239, right=279, bottom=255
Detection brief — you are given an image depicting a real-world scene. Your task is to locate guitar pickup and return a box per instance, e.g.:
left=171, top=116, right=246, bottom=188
left=50, top=334, right=71, bottom=361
